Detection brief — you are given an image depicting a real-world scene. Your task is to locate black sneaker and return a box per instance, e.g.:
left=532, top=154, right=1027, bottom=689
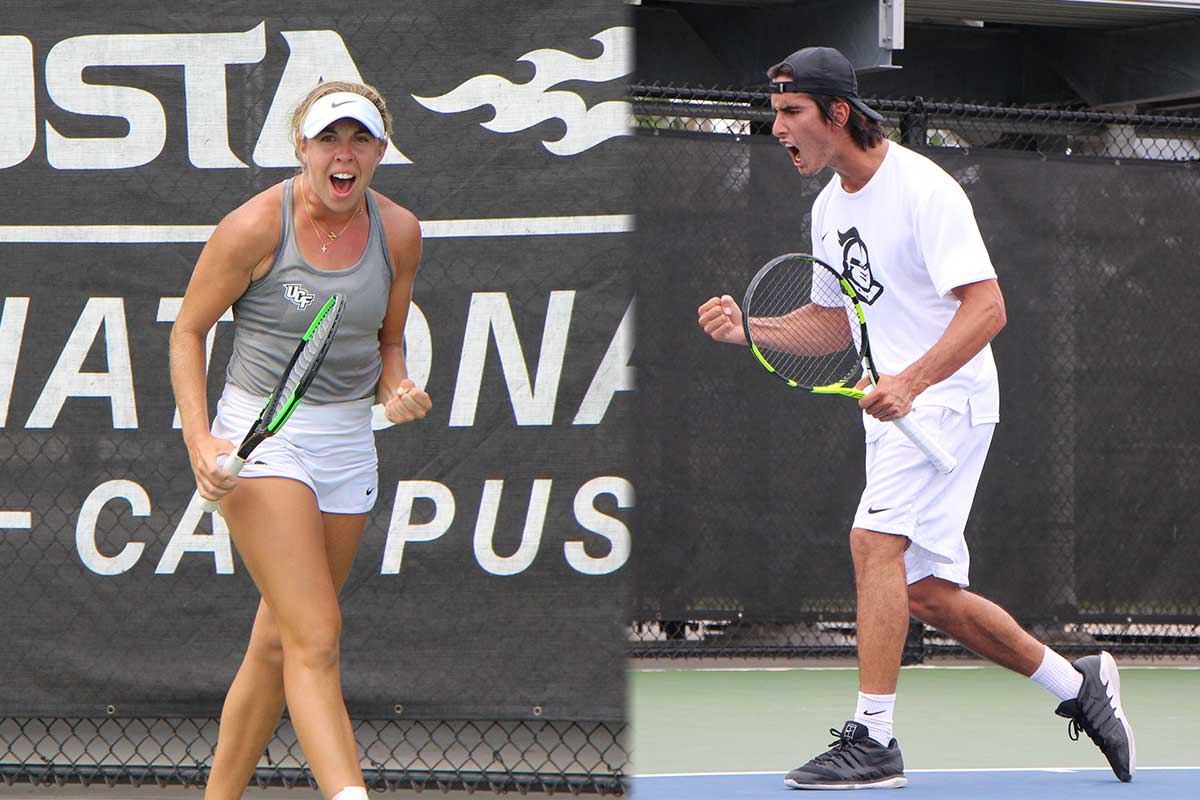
left=784, top=721, right=906, bottom=790
left=1055, top=651, right=1135, bottom=782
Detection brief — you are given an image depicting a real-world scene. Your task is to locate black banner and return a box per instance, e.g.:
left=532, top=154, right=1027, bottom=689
left=0, top=0, right=631, bottom=721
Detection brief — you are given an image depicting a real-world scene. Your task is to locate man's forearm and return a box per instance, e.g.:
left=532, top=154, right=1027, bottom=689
left=899, top=283, right=1005, bottom=395
left=748, top=304, right=852, bottom=356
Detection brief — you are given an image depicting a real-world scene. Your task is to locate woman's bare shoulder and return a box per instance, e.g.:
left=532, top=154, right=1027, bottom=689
left=218, top=182, right=285, bottom=247
left=372, top=191, right=420, bottom=238
left=372, top=190, right=422, bottom=277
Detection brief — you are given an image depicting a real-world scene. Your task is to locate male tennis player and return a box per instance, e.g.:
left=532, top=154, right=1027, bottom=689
left=170, top=81, right=431, bottom=800
left=697, top=46, right=1134, bottom=789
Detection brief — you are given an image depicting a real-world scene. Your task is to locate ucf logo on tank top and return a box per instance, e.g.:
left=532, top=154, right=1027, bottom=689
left=838, top=227, right=884, bottom=304
left=283, top=283, right=316, bottom=310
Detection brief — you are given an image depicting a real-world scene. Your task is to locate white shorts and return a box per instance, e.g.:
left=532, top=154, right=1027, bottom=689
left=211, top=384, right=379, bottom=514
left=852, top=405, right=995, bottom=588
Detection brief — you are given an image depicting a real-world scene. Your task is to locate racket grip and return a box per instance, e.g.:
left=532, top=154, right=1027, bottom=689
left=199, top=454, right=246, bottom=514
left=893, top=415, right=958, bottom=475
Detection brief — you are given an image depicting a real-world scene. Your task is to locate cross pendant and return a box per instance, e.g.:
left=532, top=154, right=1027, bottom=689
left=321, top=244, right=328, bottom=254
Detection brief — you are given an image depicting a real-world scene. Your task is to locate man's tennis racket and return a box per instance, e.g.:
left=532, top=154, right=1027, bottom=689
left=741, top=253, right=957, bottom=474
left=200, top=293, right=346, bottom=513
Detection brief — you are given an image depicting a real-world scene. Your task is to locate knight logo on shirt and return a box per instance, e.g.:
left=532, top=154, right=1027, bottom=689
left=283, top=283, right=316, bottom=310
left=839, top=227, right=884, bottom=305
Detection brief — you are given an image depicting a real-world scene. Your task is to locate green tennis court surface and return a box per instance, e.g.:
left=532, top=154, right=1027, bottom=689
left=629, top=663, right=1198, bottom=796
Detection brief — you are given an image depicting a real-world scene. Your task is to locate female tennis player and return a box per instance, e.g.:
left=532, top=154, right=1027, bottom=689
left=169, top=80, right=431, bottom=800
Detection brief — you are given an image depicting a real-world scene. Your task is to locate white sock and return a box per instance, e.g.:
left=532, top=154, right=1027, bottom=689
left=331, top=788, right=368, bottom=800
left=854, top=691, right=896, bottom=746
left=1030, top=646, right=1083, bottom=701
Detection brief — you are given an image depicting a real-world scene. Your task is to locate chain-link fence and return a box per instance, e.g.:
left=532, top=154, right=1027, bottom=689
left=0, top=717, right=625, bottom=794
left=630, top=83, right=1200, bottom=662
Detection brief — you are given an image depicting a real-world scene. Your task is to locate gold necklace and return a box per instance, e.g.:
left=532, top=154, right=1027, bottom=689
left=299, top=176, right=363, bottom=254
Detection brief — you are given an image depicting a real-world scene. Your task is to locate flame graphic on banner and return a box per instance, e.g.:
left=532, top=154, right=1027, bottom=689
left=412, top=27, right=632, bottom=156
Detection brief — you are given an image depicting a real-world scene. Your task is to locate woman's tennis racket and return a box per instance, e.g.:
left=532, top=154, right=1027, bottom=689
left=741, top=253, right=957, bottom=474
left=200, top=293, right=346, bottom=513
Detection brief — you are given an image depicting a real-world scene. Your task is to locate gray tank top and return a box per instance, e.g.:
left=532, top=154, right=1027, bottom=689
left=225, top=177, right=394, bottom=404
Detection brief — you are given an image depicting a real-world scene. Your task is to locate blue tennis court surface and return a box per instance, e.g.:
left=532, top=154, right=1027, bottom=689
left=629, top=767, right=1200, bottom=798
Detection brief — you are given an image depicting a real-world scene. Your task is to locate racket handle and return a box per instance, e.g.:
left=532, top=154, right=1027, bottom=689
left=892, top=414, right=958, bottom=475
left=199, top=454, right=246, bottom=514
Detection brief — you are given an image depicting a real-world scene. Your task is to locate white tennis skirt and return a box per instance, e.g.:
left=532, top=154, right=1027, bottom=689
left=210, top=383, right=379, bottom=514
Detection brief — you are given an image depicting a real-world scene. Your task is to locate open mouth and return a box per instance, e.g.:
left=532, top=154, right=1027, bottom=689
left=782, top=143, right=801, bottom=161
left=330, top=173, right=356, bottom=196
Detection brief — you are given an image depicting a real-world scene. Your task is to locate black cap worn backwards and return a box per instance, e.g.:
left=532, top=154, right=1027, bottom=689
left=770, top=46, right=884, bottom=123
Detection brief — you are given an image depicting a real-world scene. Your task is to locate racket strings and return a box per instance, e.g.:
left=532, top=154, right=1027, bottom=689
left=746, top=256, right=863, bottom=389
left=281, top=304, right=340, bottom=399
left=261, top=296, right=344, bottom=431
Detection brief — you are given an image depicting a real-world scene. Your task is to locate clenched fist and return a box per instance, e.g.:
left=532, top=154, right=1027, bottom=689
left=385, top=378, right=432, bottom=424
left=697, top=294, right=747, bottom=345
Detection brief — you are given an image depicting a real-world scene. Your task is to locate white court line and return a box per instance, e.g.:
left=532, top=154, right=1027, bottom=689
left=0, top=511, right=32, bottom=529
left=633, top=664, right=1198, bottom=673
left=634, top=665, right=989, bottom=673
left=635, top=667, right=855, bottom=673
left=0, top=215, right=634, bottom=244
left=631, top=766, right=1199, bottom=778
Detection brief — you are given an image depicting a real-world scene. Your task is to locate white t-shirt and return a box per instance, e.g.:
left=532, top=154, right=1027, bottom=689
left=810, top=141, right=1000, bottom=439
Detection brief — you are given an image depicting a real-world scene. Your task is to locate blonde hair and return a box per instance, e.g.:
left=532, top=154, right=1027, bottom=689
left=289, top=80, right=393, bottom=161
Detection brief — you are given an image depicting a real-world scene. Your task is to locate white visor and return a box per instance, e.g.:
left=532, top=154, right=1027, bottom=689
left=301, top=92, right=386, bottom=139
